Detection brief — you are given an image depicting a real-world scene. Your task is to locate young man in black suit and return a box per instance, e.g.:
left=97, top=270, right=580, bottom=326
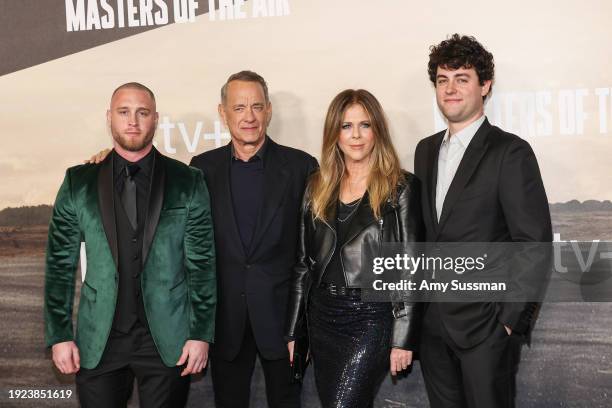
left=413, top=34, right=552, bottom=408
left=190, top=71, right=317, bottom=408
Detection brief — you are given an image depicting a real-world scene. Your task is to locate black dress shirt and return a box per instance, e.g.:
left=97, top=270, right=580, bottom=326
left=113, top=149, right=153, bottom=226
left=230, top=138, right=268, bottom=252
left=111, top=149, right=153, bottom=333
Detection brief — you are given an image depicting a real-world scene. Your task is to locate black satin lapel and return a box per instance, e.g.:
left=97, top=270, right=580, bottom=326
left=248, top=145, right=290, bottom=256
left=429, top=134, right=443, bottom=234
left=437, top=125, right=490, bottom=233
left=142, top=150, right=165, bottom=267
left=97, top=153, right=118, bottom=268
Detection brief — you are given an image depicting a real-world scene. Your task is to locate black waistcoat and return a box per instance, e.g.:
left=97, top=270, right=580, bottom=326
left=112, top=191, right=148, bottom=333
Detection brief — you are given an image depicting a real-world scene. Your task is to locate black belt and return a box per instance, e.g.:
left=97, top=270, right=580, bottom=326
left=318, top=282, right=361, bottom=297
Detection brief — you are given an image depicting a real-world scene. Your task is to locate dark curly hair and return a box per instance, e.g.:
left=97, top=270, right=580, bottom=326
left=428, top=34, right=494, bottom=99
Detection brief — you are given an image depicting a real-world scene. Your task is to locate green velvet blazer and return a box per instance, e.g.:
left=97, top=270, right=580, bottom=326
left=44, top=149, right=216, bottom=369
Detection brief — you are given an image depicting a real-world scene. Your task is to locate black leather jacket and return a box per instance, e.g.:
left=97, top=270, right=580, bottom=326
left=285, top=172, right=425, bottom=350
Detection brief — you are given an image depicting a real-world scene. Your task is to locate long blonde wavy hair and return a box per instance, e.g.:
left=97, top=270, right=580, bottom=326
left=309, top=89, right=404, bottom=222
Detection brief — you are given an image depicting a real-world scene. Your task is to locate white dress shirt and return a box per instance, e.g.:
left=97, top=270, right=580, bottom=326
left=435, top=115, right=486, bottom=221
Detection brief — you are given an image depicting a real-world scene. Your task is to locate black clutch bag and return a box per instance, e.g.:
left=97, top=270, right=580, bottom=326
left=289, top=335, right=310, bottom=384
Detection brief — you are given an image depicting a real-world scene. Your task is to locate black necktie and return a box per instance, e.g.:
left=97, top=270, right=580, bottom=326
left=121, top=163, right=139, bottom=230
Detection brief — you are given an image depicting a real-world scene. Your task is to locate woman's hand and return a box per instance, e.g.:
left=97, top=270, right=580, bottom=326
left=390, top=347, right=413, bottom=375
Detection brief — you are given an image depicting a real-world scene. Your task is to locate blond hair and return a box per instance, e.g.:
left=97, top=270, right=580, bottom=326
left=310, top=89, right=403, bottom=222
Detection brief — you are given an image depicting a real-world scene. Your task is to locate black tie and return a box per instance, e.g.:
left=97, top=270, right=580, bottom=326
left=121, top=163, right=139, bottom=230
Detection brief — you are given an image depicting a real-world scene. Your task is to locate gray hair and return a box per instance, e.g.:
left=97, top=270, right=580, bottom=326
left=220, top=70, right=269, bottom=104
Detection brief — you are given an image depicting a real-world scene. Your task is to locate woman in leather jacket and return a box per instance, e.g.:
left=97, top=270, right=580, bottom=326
left=285, top=89, right=424, bottom=407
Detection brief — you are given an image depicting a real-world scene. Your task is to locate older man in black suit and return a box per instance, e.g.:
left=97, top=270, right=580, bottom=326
left=190, top=71, right=317, bottom=408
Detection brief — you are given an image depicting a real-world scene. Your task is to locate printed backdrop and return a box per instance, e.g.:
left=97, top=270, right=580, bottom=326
left=1, top=1, right=611, bottom=407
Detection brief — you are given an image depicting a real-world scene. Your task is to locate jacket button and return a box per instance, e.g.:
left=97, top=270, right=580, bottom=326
left=240, top=292, right=245, bottom=297
left=245, top=264, right=251, bottom=269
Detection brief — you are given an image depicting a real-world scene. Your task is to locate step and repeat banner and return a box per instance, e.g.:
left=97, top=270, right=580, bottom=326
left=1, top=1, right=611, bottom=407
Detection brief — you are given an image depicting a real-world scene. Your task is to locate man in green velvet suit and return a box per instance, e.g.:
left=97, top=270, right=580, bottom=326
left=44, top=82, right=217, bottom=408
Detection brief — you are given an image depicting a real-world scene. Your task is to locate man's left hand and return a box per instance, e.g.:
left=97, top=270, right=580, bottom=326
left=176, top=340, right=209, bottom=376
left=390, top=348, right=413, bottom=376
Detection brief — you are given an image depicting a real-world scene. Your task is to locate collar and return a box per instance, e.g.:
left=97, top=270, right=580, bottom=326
left=113, top=147, right=154, bottom=180
left=442, top=115, right=486, bottom=149
left=231, top=135, right=268, bottom=163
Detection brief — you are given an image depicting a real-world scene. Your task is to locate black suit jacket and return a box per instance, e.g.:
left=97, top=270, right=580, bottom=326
left=414, top=118, right=552, bottom=348
left=190, top=138, right=318, bottom=360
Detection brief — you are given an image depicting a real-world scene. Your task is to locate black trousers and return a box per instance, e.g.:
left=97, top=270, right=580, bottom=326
left=211, top=318, right=301, bottom=408
left=76, top=323, right=190, bottom=408
left=420, top=303, right=522, bottom=408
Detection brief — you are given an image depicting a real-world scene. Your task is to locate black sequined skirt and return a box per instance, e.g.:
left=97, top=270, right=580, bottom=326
left=308, top=287, right=393, bottom=408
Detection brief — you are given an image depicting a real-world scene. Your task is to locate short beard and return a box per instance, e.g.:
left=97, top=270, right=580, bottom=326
left=112, top=130, right=155, bottom=152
